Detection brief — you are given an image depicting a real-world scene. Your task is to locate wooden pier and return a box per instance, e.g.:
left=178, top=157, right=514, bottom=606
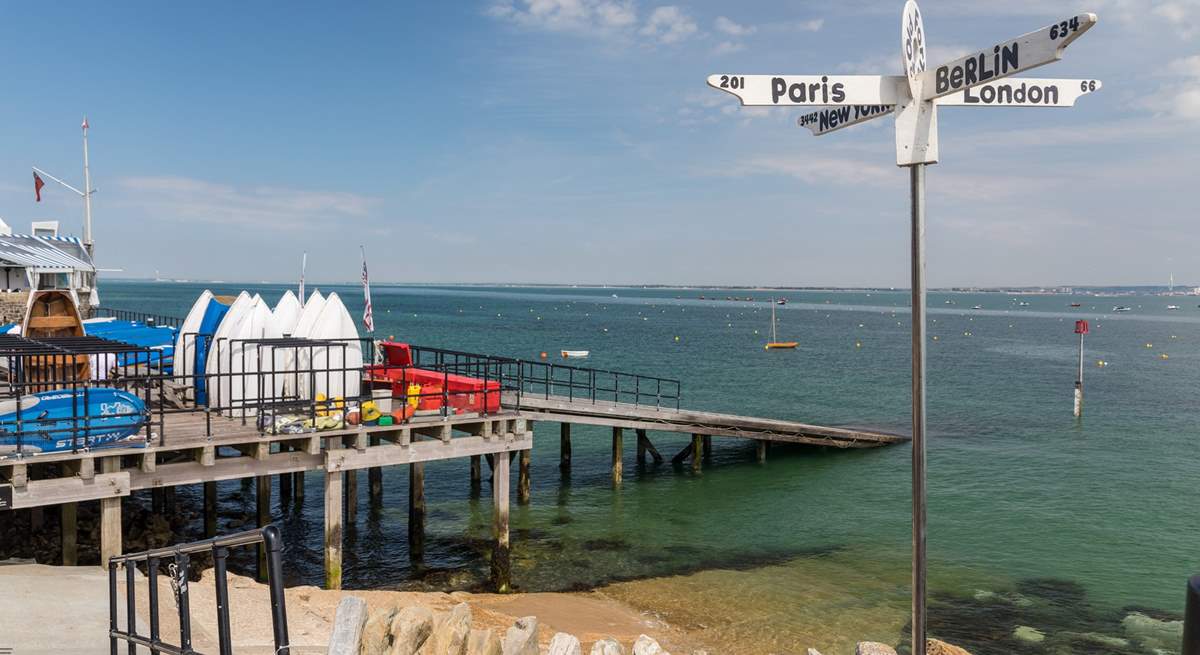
left=0, top=410, right=531, bottom=591
left=0, top=337, right=906, bottom=594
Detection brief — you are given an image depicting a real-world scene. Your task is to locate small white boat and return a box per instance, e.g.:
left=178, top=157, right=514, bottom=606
left=1113, top=306, right=1132, bottom=313
left=972, top=305, right=983, bottom=310
left=1166, top=305, right=1180, bottom=311
left=561, top=350, right=589, bottom=359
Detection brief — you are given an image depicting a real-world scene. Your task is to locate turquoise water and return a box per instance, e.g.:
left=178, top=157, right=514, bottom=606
left=103, top=281, right=1197, bottom=653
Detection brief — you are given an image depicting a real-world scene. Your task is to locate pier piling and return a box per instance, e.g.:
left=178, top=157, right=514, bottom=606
left=756, top=440, right=768, bottom=464
left=256, top=476, right=270, bottom=581
left=203, top=481, right=217, bottom=537
left=470, top=454, right=482, bottom=491
left=560, top=423, right=572, bottom=470
left=491, top=453, right=511, bottom=593
left=279, top=445, right=292, bottom=501
left=636, top=429, right=647, bottom=464
left=345, top=470, right=358, bottom=525
left=703, top=436, right=712, bottom=459
left=324, top=469, right=343, bottom=590
left=518, top=450, right=531, bottom=504
left=60, top=463, right=77, bottom=566
left=611, top=427, right=623, bottom=485
left=408, top=462, right=425, bottom=561
left=368, top=436, right=383, bottom=503
left=99, top=457, right=121, bottom=565
left=692, top=434, right=703, bottom=472
left=293, top=471, right=305, bottom=500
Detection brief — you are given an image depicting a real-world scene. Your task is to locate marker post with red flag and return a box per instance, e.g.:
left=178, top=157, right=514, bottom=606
left=1075, top=320, right=1089, bottom=417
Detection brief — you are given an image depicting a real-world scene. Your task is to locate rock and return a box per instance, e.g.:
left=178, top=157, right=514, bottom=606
left=362, top=605, right=399, bottom=655
left=807, top=650, right=823, bottom=655
left=420, top=603, right=472, bottom=655
left=500, top=616, right=539, bottom=655
left=466, top=628, right=502, bottom=655
left=590, top=638, right=625, bottom=655
left=855, top=644, right=897, bottom=655
left=548, top=633, right=583, bottom=655
left=1060, top=631, right=1130, bottom=649
left=390, top=606, right=435, bottom=655
left=329, top=596, right=369, bottom=655
left=631, top=635, right=666, bottom=655
left=926, top=639, right=972, bottom=655
left=1122, top=611, right=1184, bottom=651
left=1011, top=626, right=1044, bottom=644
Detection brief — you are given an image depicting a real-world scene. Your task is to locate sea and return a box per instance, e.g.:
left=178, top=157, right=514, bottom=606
left=103, top=280, right=1198, bottom=655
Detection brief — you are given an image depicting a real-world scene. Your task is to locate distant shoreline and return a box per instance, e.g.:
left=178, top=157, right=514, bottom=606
left=101, top=278, right=1197, bottom=295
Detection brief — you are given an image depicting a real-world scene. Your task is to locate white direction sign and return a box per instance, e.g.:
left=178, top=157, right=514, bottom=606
left=901, top=0, right=927, bottom=98
left=706, top=75, right=903, bottom=106
left=920, top=13, right=1097, bottom=100
left=938, top=78, right=1101, bottom=106
left=797, top=78, right=1103, bottom=136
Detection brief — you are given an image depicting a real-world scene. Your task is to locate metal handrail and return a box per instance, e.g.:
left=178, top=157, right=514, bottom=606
left=108, top=525, right=290, bottom=655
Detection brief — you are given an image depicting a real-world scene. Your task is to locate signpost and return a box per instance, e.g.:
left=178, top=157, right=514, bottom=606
left=1074, top=320, right=1089, bottom=417
left=707, top=3, right=1100, bottom=653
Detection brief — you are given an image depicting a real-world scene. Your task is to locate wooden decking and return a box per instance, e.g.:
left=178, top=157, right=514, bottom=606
left=511, top=394, right=906, bottom=448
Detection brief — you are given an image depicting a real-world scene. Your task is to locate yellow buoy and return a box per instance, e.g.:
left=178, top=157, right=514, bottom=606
left=855, top=341, right=862, bottom=348
left=1160, top=353, right=1169, bottom=360
left=932, top=335, right=939, bottom=341
left=1145, top=343, right=1153, bottom=348
left=674, top=336, right=680, bottom=342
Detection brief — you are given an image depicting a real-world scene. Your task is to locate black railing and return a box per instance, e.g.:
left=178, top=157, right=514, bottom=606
left=508, top=358, right=681, bottom=409
left=1185, top=574, right=1200, bottom=655
left=108, top=525, right=290, bottom=655
left=94, top=307, right=183, bottom=328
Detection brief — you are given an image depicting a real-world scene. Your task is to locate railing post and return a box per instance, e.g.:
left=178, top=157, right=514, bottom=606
left=124, top=561, right=137, bottom=655
left=212, top=545, right=234, bottom=655
left=147, top=556, right=161, bottom=655
left=175, top=552, right=193, bottom=652
left=108, top=561, right=118, bottom=655
left=263, top=525, right=292, bottom=654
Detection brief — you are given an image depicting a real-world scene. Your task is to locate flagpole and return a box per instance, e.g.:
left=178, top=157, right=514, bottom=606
left=299, top=252, right=307, bottom=305
left=82, top=117, right=93, bottom=257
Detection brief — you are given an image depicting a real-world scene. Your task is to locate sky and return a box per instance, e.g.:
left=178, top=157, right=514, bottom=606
left=0, top=0, right=1197, bottom=288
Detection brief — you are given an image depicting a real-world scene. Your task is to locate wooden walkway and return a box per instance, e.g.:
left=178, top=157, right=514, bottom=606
left=512, top=394, right=906, bottom=448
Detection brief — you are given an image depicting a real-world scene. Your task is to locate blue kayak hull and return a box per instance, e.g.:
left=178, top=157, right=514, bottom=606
left=0, top=388, right=148, bottom=455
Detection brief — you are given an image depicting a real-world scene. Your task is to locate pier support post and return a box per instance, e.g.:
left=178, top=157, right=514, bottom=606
left=470, top=455, right=482, bottom=490
left=164, top=486, right=176, bottom=515
left=692, top=434, right=703, bottom=472
left=61, top=501, right=77, bottom=566
left=491, top=452, right=511, bottom=593
left=204, top=481, right=218, bottom=538
left=611, top=427, right=623, bottom=485
left=324, top=470, right=343, bottom=590
left=636, top=429, right=647, bottom=464
left=408, top=463, right=425, bottom=561
left=279, top=446, right=292, bottom=501
left=703, top=436, right=712, bottom=459
left=518, top=450, right=531, bottom=505
left=256, top=476, right=270, bottom=582
left=30, top=506, right=43, bottom=531
left=368, top=436, right=383, bottom=504
left=560, top=423, right=572, bottom=470
left=60, top=463, right=77, bottom=566
left=152, top=488, right=164, bottom=515
left=756, top=440, right=768, bottom=464
left=293, top=471, right=305, bottom=500
left=345, top=471, right=358, bottom=525
left=99, top=457, right=121, bottom=566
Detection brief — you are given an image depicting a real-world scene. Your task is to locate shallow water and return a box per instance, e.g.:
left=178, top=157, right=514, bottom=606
left=104, top=281, right=1198, bottom=653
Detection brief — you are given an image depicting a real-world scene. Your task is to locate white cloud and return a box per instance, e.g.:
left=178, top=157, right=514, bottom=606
left=115, top=176, right=378, bottom=229
left=640, top=6, right=698, bottom=44
left=1141, top=54, right=1200, bottom=121
left=486, top=0, right=638, bottom=34
left=714, top=16, right=755, bottom=37
left=712, top=41, right=744, bottom=56
left=797, top=18, right=824, bottom=32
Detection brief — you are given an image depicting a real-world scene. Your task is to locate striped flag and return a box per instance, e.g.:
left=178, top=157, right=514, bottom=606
left=360, top=246, right=374, bottom=333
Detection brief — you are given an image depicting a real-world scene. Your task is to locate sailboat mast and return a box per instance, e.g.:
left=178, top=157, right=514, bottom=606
left=770, top=299, right=777, bottom=342
left=81, top=117, right=93, bottom=256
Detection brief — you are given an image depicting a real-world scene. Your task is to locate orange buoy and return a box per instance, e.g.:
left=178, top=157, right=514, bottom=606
left=540, top=351, right=548, bottom=359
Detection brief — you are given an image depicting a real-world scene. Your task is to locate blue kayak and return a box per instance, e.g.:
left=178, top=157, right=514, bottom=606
left=0, top=388, right=148, bottom=455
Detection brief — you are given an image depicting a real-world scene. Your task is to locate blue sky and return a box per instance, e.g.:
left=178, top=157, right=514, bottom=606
left=1, top=1, right=1196, bottom=287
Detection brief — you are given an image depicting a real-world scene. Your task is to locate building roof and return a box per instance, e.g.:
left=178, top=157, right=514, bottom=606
left=0, top=234, right=94, bottom=273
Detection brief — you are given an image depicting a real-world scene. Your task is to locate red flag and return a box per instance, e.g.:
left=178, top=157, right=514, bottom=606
left=33, top=172, right=44, bottom=202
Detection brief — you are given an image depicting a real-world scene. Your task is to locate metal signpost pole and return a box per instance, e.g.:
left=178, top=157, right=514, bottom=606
left=705, top=4, right=1099, bottom=653
left=909, top=162, right=928, bottom=655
